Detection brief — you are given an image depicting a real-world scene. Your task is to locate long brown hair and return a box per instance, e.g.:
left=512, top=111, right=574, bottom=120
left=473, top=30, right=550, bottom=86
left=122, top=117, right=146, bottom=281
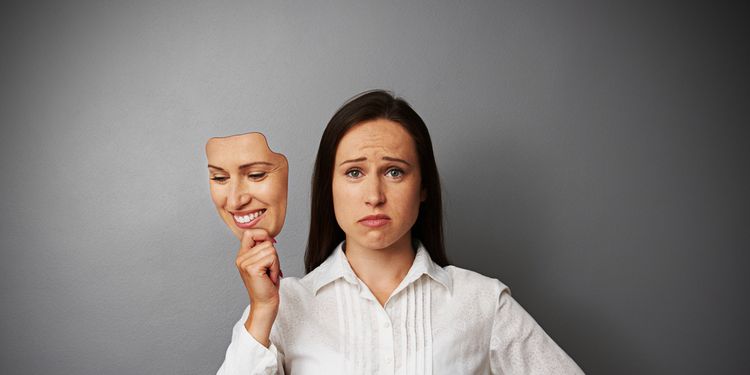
left=305, top=90, right=449, bottom=273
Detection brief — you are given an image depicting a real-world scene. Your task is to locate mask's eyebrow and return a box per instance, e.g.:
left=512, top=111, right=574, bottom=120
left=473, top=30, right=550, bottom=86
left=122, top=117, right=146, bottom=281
left=238, top=161, right=275, bottom=170
left=338, top=156, right=411, bottom=167
left=208, top=161, right=275, bottom=171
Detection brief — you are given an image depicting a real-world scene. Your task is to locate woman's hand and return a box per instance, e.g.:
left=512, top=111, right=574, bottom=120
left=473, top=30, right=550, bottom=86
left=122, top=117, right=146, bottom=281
left=235, top=229, right=282, bottom=347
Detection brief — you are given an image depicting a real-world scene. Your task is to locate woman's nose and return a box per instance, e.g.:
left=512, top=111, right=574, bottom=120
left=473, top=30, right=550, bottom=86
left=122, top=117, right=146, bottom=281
left=227, top=180, right=252, bottom=209
left=364, top=176, right=386, bottom=207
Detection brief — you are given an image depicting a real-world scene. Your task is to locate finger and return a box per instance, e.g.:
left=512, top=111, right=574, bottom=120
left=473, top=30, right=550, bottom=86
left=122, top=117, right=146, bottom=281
left=267, top=251, right=281, bottom=286
left=236, top=242, right=274, bottom=270
left=253, top=252, right=280, bottom=286
left=248, top=228, right=272, bottom=244
left=238, top=230, right=257, bottom=257
left=241, top=244, right=277, bottom=270
left=238, top=229, right=274, bottom=255
left=241, top=252, right=278, bottom=281
left=238, top=229, right=274, bottom=257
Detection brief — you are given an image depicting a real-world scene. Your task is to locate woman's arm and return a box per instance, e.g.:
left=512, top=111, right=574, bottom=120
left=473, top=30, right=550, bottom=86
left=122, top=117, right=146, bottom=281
left=489, top=286, right=584, bottom=374
left=217, top=229, right=286, bottom=374
left=217, top=304, right=285, bottom=375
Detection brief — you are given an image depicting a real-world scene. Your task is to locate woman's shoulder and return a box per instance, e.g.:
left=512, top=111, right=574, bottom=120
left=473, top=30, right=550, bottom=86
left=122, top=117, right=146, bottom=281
left=276, top=276, right=311, bottom=299
left=433, top=265, right=512, bottom=323
left=443, top=264, right=511, bottom=299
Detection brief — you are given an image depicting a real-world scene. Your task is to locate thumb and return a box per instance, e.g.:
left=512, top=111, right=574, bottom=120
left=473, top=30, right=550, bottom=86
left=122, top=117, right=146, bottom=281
left=248, top=229, right=273, bottom=245
left=241, top=230, right=257, bottom=250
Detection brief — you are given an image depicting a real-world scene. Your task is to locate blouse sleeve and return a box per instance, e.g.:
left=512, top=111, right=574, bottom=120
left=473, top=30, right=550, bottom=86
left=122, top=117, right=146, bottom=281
left=217, top=304, right=285, bottom=375
left=489, top=287, right=583, bottom=374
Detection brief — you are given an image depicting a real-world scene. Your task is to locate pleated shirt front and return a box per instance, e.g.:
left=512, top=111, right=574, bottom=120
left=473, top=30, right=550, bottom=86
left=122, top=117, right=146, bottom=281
left=217, top=241, right=582, bottom=375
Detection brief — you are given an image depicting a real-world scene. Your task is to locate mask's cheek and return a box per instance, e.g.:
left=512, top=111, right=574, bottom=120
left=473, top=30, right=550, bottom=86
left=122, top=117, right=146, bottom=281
left=266, top=175, right=289, bottom=237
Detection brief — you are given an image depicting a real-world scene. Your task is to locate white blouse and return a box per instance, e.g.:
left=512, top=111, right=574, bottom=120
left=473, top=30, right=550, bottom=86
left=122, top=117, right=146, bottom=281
left=217, top=241, right=583, bottom=374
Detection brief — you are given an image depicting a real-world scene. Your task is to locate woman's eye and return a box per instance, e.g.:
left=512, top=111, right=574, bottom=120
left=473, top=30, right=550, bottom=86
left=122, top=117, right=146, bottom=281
left=386, top=168, right=404, bottom=178
left=345, top=169, right=363, bottom=178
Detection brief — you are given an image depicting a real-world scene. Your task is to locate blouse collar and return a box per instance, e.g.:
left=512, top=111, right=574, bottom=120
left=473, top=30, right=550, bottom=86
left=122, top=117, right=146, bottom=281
left=303, top=240, right=453, bottom=296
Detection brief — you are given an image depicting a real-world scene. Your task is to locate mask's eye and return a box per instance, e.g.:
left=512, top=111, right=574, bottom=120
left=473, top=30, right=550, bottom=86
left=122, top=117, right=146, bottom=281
left=248, top=172, right=267, bottom=181
left=345, top=168, right=363, bottom=179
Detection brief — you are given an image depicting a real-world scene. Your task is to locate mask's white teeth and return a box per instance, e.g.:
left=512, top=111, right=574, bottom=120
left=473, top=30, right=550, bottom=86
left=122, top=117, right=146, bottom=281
left=234, top=209, right=266, bottom=224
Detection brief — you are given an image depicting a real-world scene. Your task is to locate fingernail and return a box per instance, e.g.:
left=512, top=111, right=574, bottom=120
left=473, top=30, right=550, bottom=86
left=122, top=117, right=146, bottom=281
left=279, top=270, right=284, bottom=278
left=271, top=237, right=277, bottom=244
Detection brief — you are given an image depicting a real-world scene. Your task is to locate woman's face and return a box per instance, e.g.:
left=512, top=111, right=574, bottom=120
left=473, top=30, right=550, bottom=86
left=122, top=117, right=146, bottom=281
left=205, top=133, right=288, bottom=240
left=332, top=119, right=426, bottom=252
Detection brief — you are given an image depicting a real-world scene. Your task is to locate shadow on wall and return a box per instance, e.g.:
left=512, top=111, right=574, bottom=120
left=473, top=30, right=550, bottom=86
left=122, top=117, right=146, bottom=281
left=440, top=125, right=662, bottom=374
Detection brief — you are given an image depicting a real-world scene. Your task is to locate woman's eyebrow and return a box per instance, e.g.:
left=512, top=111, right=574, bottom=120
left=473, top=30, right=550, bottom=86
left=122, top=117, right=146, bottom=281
left=338, top=156, right=411, bottom=166
left=338, top=157, right=366, bottom=166
left=382, top=156, right=411, bottom=166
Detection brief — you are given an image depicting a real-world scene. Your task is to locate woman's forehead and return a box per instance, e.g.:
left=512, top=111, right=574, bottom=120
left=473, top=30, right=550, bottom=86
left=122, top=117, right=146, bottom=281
left=336, top=120, right=416, bottom=160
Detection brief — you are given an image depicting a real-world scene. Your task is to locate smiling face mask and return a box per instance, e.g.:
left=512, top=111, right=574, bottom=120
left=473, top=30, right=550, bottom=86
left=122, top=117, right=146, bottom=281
left=205, top=132, right=288, bottom=240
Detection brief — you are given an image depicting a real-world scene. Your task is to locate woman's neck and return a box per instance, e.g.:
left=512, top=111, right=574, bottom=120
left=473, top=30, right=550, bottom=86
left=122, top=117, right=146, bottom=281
left=344, top=234, right=416, bottom=306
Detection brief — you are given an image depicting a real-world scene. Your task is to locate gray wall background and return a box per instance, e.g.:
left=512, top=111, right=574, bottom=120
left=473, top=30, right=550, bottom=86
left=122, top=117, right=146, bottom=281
left=1, top=1, right=747, bottom=374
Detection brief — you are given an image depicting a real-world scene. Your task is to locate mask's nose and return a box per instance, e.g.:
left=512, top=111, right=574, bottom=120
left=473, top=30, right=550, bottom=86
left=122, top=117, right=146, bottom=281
left=227, top=179, right=252, bottom=210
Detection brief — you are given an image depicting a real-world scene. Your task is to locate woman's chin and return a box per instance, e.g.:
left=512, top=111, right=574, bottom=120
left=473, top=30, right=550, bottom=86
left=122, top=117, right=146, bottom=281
left=347, top=235, right=394, bottom=251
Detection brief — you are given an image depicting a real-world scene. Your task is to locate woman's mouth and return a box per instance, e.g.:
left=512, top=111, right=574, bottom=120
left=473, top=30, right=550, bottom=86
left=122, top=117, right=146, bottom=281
left=358, top=214, right=390, bottom=228
left=232, top=209, right=267, bottom=228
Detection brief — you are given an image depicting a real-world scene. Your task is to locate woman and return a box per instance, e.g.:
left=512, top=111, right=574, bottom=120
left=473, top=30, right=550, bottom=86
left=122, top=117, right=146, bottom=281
left=217, top=90, right=583, bottom=374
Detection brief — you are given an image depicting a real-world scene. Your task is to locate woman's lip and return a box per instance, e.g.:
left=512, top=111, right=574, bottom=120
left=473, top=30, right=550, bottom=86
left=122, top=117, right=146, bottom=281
left=359, top=214, right=390, bottom=221
left=359, top=218, right=390, bottom=228
left=358, top=215, right=390, bottom=228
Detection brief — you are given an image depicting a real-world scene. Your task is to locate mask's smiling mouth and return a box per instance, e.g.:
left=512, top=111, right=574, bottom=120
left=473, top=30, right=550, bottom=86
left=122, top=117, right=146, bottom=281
left=231, top=209, right=267, bottom=227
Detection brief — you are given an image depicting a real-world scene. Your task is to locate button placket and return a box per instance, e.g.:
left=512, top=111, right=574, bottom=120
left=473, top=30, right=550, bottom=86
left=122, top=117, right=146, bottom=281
left=378, top=304, right=395, bottom=374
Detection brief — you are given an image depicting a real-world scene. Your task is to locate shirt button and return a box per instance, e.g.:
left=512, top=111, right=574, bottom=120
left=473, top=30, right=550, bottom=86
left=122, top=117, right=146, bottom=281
left=383, top=320, right=390, bottom=328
